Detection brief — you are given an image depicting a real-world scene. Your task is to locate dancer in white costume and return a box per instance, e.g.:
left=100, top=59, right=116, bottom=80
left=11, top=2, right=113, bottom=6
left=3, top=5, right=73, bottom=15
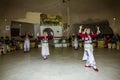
left=71, top=33, right=78, bottom=49
left=20, top=33, right=33, bottom=52
left=37, top=32, right=53, bottom=60
left=79, top=25, right=100, bottom=72
left=74, top=36, right=78, bottom=49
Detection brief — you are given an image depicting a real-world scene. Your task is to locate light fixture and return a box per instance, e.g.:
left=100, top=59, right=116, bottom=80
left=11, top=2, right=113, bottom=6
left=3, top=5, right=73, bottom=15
left=5, top=18, right=7, bottom=22
left=113, top=18, right=116, bottom=21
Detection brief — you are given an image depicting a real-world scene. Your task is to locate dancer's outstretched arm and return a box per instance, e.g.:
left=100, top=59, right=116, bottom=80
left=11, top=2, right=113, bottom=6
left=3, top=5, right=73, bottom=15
left=79, top=26, right=86, bottom=38
left=47, top=32, right=53, bottom=39
left=91, top=26, right=101, bottom=38
left=37, top=33, right=44, bottom=40
left=28, top=33, right=33, bottom=38
left=19, top=33, right=25, bottom=38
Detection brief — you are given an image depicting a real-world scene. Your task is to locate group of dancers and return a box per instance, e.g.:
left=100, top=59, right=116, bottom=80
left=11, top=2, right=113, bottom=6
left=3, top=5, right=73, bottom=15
left=20, top=25, right=101, bottom=72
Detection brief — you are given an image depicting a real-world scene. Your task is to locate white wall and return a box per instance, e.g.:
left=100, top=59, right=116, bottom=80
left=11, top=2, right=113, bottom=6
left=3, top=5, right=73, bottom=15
left=40, top=26, right=63, bottom=37
left=0, top=0, right=120, bottom=37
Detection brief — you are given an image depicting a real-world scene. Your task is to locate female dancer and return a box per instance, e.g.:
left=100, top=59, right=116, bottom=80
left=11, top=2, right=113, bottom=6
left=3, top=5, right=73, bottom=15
left=74, top=35, right=79, bottom=49
left=37, top=32, right=53, bottom=60
left=20, top=32, right=33, bottom=52
left=79, top=25, right=100, bottom=72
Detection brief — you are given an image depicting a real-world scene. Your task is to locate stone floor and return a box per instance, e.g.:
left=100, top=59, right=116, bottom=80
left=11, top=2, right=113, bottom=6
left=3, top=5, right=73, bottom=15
left=0, top=47, right=120, bottom=80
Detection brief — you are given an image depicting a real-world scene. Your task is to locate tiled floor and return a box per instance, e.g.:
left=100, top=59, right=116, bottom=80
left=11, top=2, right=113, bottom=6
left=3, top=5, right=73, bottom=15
left=0, top=47, right=120, bottom=80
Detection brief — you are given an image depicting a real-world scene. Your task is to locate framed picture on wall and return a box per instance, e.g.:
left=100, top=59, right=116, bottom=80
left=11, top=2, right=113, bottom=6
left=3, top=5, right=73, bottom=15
left=5, top=25, right=10, bottom=31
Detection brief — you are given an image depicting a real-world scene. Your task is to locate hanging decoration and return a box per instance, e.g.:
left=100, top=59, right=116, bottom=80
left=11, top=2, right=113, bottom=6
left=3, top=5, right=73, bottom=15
left=40, top=14, right=62, bottom=26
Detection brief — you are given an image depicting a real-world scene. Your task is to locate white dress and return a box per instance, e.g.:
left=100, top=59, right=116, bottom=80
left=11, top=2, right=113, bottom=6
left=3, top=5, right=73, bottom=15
left=24, top=38, right=30, bottom=52
left=82, top=35, right=96, bottom=67
left=79, top=29, right=100, bottom=67
left=74, top=37, right=78, bottom=49
left=41, top=38, right=50, bottom=57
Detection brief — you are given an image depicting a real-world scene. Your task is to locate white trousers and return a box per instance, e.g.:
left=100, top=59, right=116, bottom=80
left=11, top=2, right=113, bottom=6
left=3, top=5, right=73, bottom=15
left=41, top=43, right=50, bottom=58
left=24, top=40, right=30, bottom=52
left=82, top=44, right=96, bottom=67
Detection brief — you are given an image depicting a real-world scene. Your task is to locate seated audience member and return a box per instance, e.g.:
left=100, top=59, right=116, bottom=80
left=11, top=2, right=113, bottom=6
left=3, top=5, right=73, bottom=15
left=0, top=37, right=4, bottom=44
left=104, top=35, right=111, bottom=48
left=5, top=36, right=10, bottom=52
left=10, top=38, right=17, bottom=51
left=116, top=33, right=120, bottom=41
left=71, top=33, right=75, bottom=47
left=111, top=33, right=119, bottom=44
left=0, top=37, right=4, bottom=54
left=68, top=36, right=72, bottom=47
left=34, top=39, right=39, bottom=48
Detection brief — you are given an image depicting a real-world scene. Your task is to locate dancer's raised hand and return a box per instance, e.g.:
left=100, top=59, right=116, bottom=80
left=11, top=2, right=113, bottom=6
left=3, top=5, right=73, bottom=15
left=37, top=33, right=39, bottom=36
left=84, top=28, right=87, bottom=32
left=97, top=26, right=100, bottom=30
left=79, top=25, right=83, bottom=30
left=51, top=32, right=53, bottom=35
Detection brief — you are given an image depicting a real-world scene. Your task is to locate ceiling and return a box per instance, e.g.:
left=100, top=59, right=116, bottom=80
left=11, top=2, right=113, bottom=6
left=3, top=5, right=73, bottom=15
left=0, top=0, right=120, bottom=15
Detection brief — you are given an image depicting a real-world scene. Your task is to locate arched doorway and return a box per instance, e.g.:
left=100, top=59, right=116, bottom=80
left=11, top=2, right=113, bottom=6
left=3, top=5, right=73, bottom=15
left=43, top=28, right=54, bottom=36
